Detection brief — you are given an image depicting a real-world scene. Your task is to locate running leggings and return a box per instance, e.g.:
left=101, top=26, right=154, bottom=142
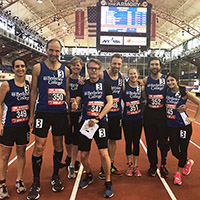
left=169, top=124, right=192, bottom=168
left=122, top=119, right=142, bottom=156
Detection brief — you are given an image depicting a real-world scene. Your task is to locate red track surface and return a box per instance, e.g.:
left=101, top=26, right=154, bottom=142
left=5, top=100, right=200, bottom=200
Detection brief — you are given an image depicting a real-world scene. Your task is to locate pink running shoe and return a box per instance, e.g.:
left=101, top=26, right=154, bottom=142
left=133, top=166, right=142, bottom=177
left=174, top=172, right=182, bottom=185
left=126, top=165, right=133, bottom=177
left=183, top=159, right=194, bottom=176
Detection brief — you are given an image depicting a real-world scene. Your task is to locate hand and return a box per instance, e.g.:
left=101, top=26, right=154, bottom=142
left=0, top=123, right=3, bottom=136
left=28, top=116, right=35, bottom=129
left=72, top=99, right=78, bottom=110
left=88, top=118, right=98, bottom=127
left=177, top=104, right=187, bottom=113
left=186, top=117, right=195, bottom=123
left=78, top=77, right=86, bottom=85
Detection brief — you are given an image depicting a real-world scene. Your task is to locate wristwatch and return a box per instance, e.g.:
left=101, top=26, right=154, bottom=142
left=95, top=116, right=100, bottom=120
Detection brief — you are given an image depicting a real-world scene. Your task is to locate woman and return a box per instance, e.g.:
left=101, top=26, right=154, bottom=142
left=65, top=56, right=83, bottom=179
left=122, top=68, right=145, bottom=177
left=166, top=73, right=200, bottom=185
left=0, top=58, right=30, bottom=198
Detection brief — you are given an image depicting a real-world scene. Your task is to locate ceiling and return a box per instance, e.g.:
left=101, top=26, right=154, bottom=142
left=1, top=0, right=200, bottom=53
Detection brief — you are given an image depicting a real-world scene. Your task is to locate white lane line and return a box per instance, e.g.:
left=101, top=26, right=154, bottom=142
left=190, top=141, right=200, bottom=150
left=69, top=163, right=83, bottom=200
left=8, top=141, right=35, bottom=166
left=140, top=139, right=177, bottom=200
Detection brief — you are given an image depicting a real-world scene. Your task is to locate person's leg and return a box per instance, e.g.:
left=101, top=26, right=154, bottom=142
left=16, top=145, right=26, bottom=180
left=0, top=145, right=12, bottom=182
left=122, top=120, right=133, bottom=176
left=0, top=145, right=11, bottom=199
left=108, top=139, right=116, bottom=163
left=52, top=135, right=63, bottom=177
left=16, top=145, right=27, bottom=193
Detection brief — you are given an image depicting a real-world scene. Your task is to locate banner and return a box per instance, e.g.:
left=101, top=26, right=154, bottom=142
left=75, top=8, right=84, bottom=39
left=151, top=12, right=156, bottom=41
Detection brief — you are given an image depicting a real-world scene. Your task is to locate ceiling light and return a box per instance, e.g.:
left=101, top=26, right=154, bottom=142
left=2, top=44, right=5, bottom=48
left=169, top=28, right=173, bottom=33
left=54, top=17, right=59, bottom=23
left=37, top=0, right=43, bottom=3
left=62, top=24, right=67, bottom=30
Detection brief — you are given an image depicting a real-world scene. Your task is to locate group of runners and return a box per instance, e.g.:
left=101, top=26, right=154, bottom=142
left=0, top=38, right=199, bottom=200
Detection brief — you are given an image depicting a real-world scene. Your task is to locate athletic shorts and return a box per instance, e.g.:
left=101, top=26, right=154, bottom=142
left=0, top=124, right=30, bottom=146
left=108, top=115, right=122, bottom=140
left=33, top=111, right=69, bottom=138
left=78, top=121, right=108, bottom=151
left=65, top=112, right=81, bottom=145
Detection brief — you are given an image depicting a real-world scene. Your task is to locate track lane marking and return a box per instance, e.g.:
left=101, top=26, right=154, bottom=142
left=69, top=163, right=83, bottom=200
left=140, top=139, right=177, bottom=200
left=8, top=141, right=35, bottom=166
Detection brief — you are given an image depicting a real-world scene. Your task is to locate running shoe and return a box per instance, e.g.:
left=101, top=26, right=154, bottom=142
left=0, top=184, right=9, bottom=199
left=133, top=166, right=142, bottom=177
left=51, top=175, right=64, bottom=192
left=27, top=182, right=40, bottom=200
left=125, top=165, right=133, bottom=177
left=148, top=168, right=156, bottom=177
left=68, top=166, right=76, bottom=179
left=99, top=167, right=106, bottom=180
left=174, top=171, right=182, bottom=185
left=111, top=164, right=123, bottom=177
left=183, top=159, right=194, bottom=176
left=104, top=181, right=114, bottom=198
left=16, top=180, right=26, bottom=194
left=160, top=165, right=169, bottom=178
left=79, top=173, right=94, bottom=189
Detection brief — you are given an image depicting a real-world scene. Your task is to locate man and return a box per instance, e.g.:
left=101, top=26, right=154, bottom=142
left=72, top=58, right=113, bottom=198
left=99, top=54, right=123, bottom=179
left=143, top=57, right=169, bottom=178
left=27, top=39, right=70, bottom=200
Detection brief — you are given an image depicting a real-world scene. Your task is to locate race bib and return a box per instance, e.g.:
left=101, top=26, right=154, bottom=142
left=148, top=94, right=164, bottom=108
left=110, top=98, right=120, bottom=112
left=87, top=101, right=104, bottom=116
left=11, top=105, right=29, bottom=123
left=166, top=104, right=176, bottom=119
left=48, top=88, right=66, bottom=105
left=126, top=100, right=141, bottom=115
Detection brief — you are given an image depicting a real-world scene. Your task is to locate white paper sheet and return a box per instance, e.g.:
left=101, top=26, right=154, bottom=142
left=80, top=119, right=99, bottom=139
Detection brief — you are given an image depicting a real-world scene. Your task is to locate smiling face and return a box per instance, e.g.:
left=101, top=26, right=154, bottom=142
left=128, top=68, right=139, bottom=83
left=87, top=61, right=100, bottom=82
left=12, top=59, right=27, bottom=77
left=110, top=57, right=122, bottom=74
left=46, top=40, right=62, bottom=63
left=149, top=59, right=161, bottom=75
left=167, top=76, right=178, bottom=89
left=70, top=61, right=82, bottom=75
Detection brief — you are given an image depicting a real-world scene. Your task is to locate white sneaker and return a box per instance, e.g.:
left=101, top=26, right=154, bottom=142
left=68, top=166, right=76, bottom=179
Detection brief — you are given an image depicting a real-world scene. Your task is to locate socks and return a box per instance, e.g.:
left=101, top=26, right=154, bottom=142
left=161, top=151, right=168, bottom=165
left=32, top=155, right=42, bottom=183
left=53, top=150, right=63, bottom=176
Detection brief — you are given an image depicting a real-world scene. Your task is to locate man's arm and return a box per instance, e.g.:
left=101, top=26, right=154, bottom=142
left=28, top=63, right=40, bottom=129
left=65, top=67, right=70, bottom=112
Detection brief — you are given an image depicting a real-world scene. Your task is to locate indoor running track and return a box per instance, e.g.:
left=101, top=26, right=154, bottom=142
left=5, top=100, right=200, bottom=200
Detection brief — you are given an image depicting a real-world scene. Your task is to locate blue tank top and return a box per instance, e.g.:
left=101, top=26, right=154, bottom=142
left=166, top=89, right=190, bottom=127
left=103, top=70, right=123, bottom=116
left=2, top=79, right=30, bottom=127
left=69, top=77, right=82, bottom=112
left=122, top=81, right=143, bottom=120
left=81, top=79, right=107, bottom=122
left=36, top=62, right=68, bottom=113
left=145, top=74, right=167, bottom=109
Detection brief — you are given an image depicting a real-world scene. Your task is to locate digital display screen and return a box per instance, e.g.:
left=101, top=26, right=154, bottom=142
left=101, top=6, right=147, bottom=33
